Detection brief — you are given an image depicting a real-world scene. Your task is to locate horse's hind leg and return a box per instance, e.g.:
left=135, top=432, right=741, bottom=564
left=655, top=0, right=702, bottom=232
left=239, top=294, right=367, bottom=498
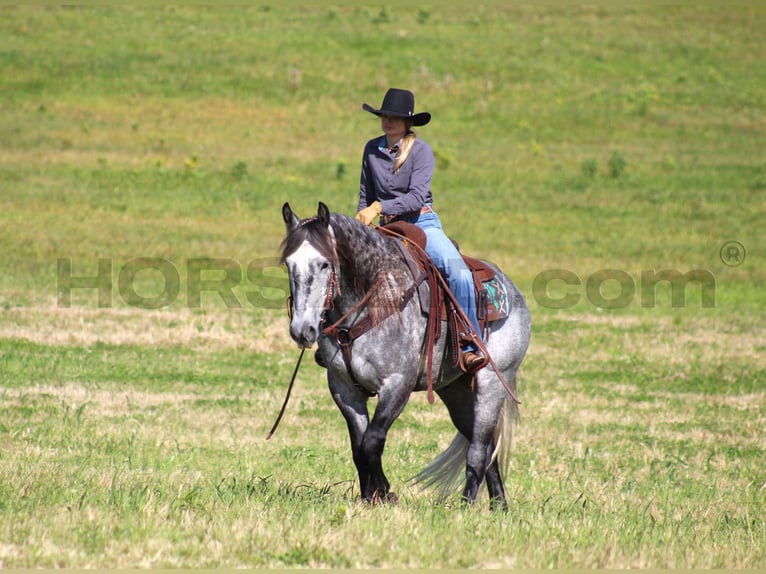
left=484, top=458, right=509, bottom=511
left=436, top=377, right=502, bottom=507
left=436, top=376, right=508, bottom=508
left=464, top=382, right=508, bottom=508
left=435, top=376, right=475, bottom=439
left=462, top=424, right=496, bottom=505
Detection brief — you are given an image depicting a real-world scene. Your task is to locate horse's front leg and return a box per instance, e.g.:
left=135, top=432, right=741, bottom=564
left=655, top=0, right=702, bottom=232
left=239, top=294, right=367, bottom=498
left=328, top=374, right=373, bottom=498
left=357, top=381, right=412, bottom=503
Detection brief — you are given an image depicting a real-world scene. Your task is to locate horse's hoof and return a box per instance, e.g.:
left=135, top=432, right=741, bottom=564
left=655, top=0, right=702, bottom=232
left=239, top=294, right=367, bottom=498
left=368, top=490, right=398, bottom=506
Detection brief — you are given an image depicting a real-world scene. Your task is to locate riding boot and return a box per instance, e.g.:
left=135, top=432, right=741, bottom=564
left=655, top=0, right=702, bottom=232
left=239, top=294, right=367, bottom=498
left=462, top=350, right=486, bottom=371
left=459, top=331, right=487, bottom=372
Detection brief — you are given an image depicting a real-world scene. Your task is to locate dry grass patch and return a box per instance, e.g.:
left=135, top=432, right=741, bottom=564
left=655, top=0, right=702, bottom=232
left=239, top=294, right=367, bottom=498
left=1, top=380, right=291, bottom=449
left=0, top=303, right=293, bottom=353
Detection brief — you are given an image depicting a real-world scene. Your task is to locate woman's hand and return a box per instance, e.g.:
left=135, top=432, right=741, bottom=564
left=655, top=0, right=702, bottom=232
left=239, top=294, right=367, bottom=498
left=355, top=201, right=382, bottom=226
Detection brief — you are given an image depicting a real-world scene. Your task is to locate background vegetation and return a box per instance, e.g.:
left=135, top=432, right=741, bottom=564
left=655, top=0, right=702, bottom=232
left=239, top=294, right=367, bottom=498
left=1, top=5, right=764, bottom=568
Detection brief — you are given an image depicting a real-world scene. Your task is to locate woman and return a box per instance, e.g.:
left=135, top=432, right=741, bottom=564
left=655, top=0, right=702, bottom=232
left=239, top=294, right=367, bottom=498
left=356, top=88, right=484, bottom=371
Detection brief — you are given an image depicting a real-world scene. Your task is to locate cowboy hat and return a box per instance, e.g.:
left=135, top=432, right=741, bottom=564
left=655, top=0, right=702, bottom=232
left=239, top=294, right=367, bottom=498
left=362, top=88, right=431, bottom=126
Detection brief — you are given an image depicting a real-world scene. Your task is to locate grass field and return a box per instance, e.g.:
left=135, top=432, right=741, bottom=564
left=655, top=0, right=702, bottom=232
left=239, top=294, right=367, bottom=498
left=1, top=5, right=765, bottom=568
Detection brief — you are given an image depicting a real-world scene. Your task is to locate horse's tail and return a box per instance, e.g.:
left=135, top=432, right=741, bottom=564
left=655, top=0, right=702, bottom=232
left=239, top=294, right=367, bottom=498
left=490, top=394, right=519, bottom=484
left=410, top=431, right=469, bottom=499
left=411, top=391, right=519, bottom=499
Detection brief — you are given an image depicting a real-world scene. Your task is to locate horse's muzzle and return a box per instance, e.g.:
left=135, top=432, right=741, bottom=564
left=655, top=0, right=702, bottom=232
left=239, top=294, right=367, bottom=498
left=289, top=320, right=318, bottom=348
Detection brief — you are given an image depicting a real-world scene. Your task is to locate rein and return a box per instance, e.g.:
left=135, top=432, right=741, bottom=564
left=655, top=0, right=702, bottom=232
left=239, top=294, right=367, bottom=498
left=266, top=267, right=340, bottom=440
left=322, top=273, right=417, bottom=395
left=265, top=347, right=305, bottom=440
left=321, top=275, right=385, bottom=342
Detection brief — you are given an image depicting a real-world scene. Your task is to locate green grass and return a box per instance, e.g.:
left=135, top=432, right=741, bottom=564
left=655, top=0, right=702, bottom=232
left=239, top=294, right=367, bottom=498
left=1, top=5, right=764, bottom=568
left=1, top=318, right=763, bottom=568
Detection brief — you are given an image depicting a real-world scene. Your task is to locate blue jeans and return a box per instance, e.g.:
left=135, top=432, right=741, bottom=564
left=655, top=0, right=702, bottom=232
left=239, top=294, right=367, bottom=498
left=401, top=208, right=481, bottom=351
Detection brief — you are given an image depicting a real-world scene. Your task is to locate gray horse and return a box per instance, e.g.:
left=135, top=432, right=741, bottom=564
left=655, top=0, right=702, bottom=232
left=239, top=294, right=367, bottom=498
left=280, top=202, right=531, bottom=509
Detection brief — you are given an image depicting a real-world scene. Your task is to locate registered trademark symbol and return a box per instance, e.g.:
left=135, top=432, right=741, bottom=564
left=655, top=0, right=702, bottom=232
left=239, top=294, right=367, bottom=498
left=720, top=241, right=746, bottom=267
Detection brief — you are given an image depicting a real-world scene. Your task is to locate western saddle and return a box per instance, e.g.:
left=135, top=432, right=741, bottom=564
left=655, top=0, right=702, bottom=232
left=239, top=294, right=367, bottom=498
left=377, top=221, right=511, bottom=383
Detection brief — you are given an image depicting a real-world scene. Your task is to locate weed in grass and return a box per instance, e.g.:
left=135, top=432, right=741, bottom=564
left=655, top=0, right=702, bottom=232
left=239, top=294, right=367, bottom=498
left=608, top=151, right=628, bottom=178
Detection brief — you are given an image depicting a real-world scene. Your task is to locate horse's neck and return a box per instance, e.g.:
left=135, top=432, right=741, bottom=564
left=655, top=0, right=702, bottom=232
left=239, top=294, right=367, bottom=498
left=331, top=218, right=403, bottom=310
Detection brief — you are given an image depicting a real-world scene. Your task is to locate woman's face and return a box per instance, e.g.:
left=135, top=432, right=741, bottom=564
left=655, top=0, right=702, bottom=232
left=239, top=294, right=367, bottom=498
left=381, top=115, right=407, bottom=142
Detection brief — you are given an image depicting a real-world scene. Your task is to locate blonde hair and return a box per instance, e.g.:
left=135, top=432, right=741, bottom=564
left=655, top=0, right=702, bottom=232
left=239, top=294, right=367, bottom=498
left=393, top=122, right=416, bottom=174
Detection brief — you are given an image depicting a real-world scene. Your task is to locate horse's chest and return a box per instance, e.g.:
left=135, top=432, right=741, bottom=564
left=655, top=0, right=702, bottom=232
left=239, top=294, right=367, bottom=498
left=320, top=328, right=421, bottom=396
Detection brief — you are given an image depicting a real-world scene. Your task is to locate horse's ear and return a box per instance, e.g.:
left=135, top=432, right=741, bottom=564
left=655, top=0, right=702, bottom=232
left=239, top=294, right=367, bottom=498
left=282, top=202, right=300, bottom=231
left=317, top=202, right=330, bottom=227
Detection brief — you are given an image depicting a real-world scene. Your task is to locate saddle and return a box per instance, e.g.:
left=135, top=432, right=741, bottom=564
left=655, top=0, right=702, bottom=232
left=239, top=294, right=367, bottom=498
left=377, top=221, right=512, bottom=375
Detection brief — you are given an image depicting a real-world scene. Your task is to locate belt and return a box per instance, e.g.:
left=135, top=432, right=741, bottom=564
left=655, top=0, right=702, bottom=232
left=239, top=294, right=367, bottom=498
left=381, top=204, right=432, bottom=225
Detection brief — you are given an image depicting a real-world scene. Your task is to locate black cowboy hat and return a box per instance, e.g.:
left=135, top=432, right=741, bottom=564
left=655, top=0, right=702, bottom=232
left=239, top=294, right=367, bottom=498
left=362, top=88, right=431, bottom=126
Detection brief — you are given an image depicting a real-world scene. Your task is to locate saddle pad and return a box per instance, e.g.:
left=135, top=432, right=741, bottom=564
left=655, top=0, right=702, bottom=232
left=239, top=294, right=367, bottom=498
left=482, top=276, right=510, bottom=320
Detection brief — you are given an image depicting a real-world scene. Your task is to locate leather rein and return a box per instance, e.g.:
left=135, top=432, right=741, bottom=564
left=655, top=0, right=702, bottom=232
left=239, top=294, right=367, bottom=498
left=266, top=267, right=340, bottom=440
left=321, top=270, right=423, bottom=397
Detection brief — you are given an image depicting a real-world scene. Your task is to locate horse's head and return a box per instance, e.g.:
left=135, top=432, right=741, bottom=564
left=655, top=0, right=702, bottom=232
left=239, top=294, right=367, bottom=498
left=280, top=202, right=340, bottom=348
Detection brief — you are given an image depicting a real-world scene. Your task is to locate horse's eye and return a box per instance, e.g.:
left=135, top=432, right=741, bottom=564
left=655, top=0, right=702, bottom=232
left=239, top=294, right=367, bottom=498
left=320, top=261, right=330, bottom=271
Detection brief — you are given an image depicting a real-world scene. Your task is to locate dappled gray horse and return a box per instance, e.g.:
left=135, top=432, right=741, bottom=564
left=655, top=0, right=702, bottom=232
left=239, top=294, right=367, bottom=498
left=280, top=202, right=531, bottom=509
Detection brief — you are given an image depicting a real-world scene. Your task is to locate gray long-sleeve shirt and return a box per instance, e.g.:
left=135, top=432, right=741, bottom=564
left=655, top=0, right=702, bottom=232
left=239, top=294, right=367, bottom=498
left=358, top=135, right=435, bottom=217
